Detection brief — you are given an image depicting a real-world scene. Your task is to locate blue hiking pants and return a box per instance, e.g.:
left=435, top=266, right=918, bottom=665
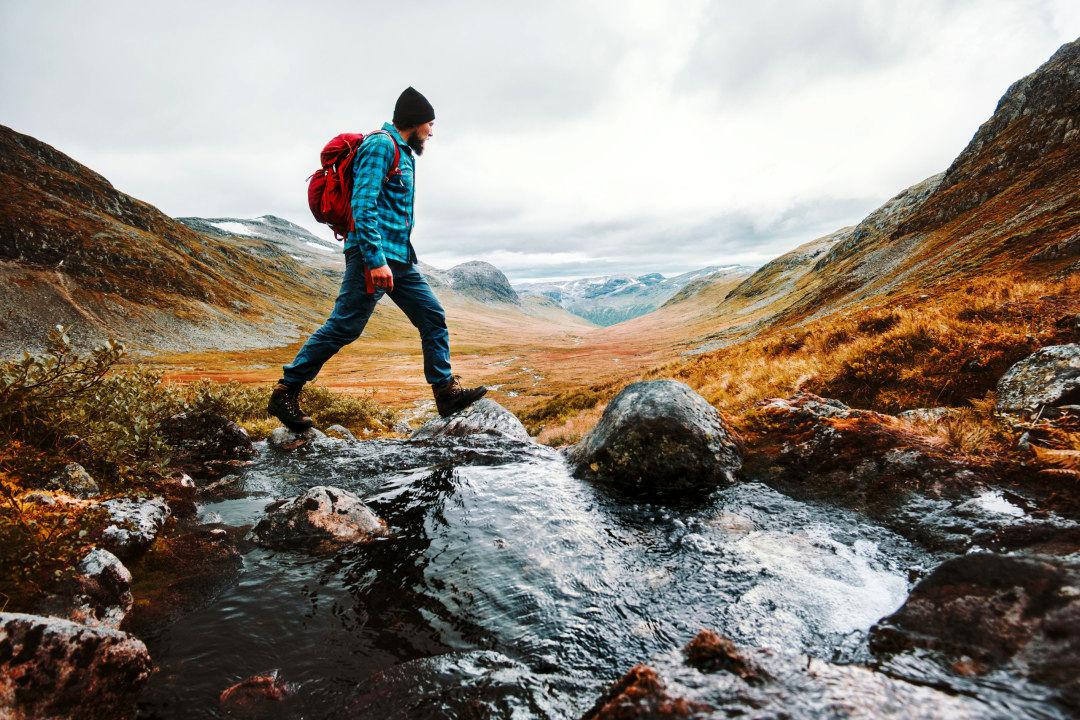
left=281, top=248, right=452, bottom=387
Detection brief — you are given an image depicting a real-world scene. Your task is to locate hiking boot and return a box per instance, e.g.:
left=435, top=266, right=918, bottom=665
left=267, top=382, right=314, bottom=432
left=433, top=375, right=487, bottom=418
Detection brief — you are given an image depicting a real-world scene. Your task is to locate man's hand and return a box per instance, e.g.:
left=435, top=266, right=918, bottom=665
left=370, top=264, right=394, bottom=292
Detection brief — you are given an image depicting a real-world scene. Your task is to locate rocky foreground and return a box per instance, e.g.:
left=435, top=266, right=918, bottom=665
left=2, top=344, right=1080, bottom=718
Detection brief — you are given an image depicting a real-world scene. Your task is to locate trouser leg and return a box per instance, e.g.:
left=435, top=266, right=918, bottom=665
left=386, top=261, right=453, bottom=387
left=281, top=249, right=381, bottom=386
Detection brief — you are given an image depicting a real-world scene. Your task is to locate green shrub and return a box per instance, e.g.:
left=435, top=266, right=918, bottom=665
left=0, top=326, right=177, bottom=487
left=299, top=384, right=395, bottom=432
left=0, top=327, right=396, bottom=610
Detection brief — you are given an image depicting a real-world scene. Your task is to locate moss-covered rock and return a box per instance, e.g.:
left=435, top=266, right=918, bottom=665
left=564, top=379, right=742, bottom=494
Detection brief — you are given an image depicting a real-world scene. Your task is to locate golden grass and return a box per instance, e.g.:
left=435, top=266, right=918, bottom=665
left=652, top=273, right=1080, bottom=415
left=535, top=403, right=608, bottom=447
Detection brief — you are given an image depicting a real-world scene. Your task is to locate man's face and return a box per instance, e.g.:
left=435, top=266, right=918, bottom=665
left=407, top=121, right=434, bottom=155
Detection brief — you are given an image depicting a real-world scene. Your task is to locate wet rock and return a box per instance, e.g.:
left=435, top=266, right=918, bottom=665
left=159, top=411, right=257, bottom=481
left=682, top=630, right=763, bottom=681
left=997, top=344, right=1080, bottom=413
left=0, top=612, right=152, bottom=720
left=324, top=424, right=356, bottom=441
left=199, top=473, right=247, bottom=500
left=351, top=650, right=590, bottom=720
left=251, top=485, right=388, bottom=551
left=219, top=670, right=295, bottom=717
left=870, top=551, right=1080, bottom=709
left=123, top=525, right=245, bottom=635
left=99, top=496, right=171, bottom=560
left=411, top=398, right=530, bottom=442
left=580, top=664, right=712, bottom=719
left=392, top=420, right=412, bottom=434
left=588, top=634, right=1010, bottom=719
left=37, top=548, right=132, bottom=629
left=565, top=379, right=742, bottom=494
left=158, top=471, right=197, bottom=516
left=740, top=393, right=986, bottom=506
left=38, top=462, right=99, bottom=498
left=266, top=425, right=325, bottom=451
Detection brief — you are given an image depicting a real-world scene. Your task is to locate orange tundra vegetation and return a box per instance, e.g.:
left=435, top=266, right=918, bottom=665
left=525, top=272, right=1080, bottom=458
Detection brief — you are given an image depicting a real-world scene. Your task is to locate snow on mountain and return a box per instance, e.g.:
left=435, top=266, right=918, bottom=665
left=178, top=215, right=343, bottom=270
left=514, top=265, right=754, bottom=326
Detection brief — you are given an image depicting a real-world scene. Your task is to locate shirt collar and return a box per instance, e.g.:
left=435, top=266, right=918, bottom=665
left=382, top=122, right=412, bottom=155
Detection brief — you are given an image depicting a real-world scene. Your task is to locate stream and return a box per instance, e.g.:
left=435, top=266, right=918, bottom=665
left=133, top=433, right=1058, bottom=719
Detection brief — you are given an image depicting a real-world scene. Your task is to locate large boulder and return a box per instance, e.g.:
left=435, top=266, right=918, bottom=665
left=159, top=411, right=257, bottom=481
left=0, top=612, right=152, bottom=720
left=251, top=486, right=388, bottom=552
left=99, top=496, right=171, bottom=560
left=870, top=552, right=1080, bottom=710
left=411, top=398, right=530, bottom=442
left=36, top=548, right=132, bottom=629
left=564, top=380, right=742, bottom=493
left=997, top=344, right=1080, bottom=413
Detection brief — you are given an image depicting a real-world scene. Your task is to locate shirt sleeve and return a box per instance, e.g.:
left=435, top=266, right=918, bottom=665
left=350, top=134, right=395, bottom=268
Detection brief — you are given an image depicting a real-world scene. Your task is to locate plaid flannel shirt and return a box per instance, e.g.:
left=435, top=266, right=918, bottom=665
left=345, top=122, right=416, bottom=267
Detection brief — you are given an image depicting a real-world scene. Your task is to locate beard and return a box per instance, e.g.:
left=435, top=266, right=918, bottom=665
left=407, top=133, right=425, bottom=156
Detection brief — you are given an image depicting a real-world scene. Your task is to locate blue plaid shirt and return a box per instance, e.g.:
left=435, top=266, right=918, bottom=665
left=345, top=122, right=416, bottom=267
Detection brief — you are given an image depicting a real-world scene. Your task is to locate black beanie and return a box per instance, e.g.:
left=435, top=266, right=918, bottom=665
left=393, top=87, right=435, bottom=128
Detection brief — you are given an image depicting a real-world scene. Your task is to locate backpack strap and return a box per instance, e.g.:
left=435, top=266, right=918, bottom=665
left=372, top=130, right=401, bottom=182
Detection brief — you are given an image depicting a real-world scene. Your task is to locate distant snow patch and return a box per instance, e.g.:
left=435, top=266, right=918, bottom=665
left=210, top=221, right=254, bottom=236
left=305, top=241, right=335, bottom=254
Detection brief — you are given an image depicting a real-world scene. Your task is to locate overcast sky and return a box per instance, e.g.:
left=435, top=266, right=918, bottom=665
left=2, top=1, right=1078, bottom=281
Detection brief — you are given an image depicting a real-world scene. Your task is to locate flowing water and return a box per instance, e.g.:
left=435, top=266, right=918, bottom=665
left=133, top=434, right=1052, bottom=719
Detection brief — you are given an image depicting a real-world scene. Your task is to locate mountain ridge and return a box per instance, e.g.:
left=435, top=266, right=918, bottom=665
left=515, top=265, right=754, bottom=326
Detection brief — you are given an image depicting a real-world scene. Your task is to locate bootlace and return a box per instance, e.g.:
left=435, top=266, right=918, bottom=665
left=286, top=391, right=304, bottom=416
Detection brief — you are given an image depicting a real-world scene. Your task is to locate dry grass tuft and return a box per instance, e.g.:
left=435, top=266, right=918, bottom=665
left=535, top=404, right=607, bottom=447
left=653, top=273, right=1079, bottom=416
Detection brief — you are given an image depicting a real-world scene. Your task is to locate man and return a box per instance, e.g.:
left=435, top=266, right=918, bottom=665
left=268, top=87, right=486, bottom=431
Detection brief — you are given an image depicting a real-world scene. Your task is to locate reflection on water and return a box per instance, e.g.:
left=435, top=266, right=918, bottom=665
left=134, top=435, right=973, bottom=718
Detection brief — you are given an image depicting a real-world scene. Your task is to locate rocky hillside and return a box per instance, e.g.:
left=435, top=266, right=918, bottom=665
left=517, top=265, right=753, bottom=326
left=682, top=37, right=1080, bottom=352
left=177, top=215, right=343, bottom=275
left=0, top=128, right=590, bottom=356
left=423, top=260, right=521, bottom=305
left=0, top=125, right=343, bottom=355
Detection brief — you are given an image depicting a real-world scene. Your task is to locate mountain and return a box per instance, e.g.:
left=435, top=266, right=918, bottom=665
left=0, top=124, right=349, bottom=356
left=422, top=261, right=521, bottom=305
left=0, top=125, right=591, bottom=357
left=668, top=37, right=1080, bottom=354
left=177, top=215, right=343, bottom=274
left=516, top=265, right=753, bottom=326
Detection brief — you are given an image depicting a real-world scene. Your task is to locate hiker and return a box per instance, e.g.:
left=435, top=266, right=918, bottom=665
left=268, top=87, right=487, bottom=431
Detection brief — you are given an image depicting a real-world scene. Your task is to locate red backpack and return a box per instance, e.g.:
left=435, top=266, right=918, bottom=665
left=307, top=131, right=400, bottom=241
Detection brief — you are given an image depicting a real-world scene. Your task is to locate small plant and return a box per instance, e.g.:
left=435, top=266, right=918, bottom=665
left=0, top=442, right=107, bottom=610
left=299, top=384, right=395, bottom=432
